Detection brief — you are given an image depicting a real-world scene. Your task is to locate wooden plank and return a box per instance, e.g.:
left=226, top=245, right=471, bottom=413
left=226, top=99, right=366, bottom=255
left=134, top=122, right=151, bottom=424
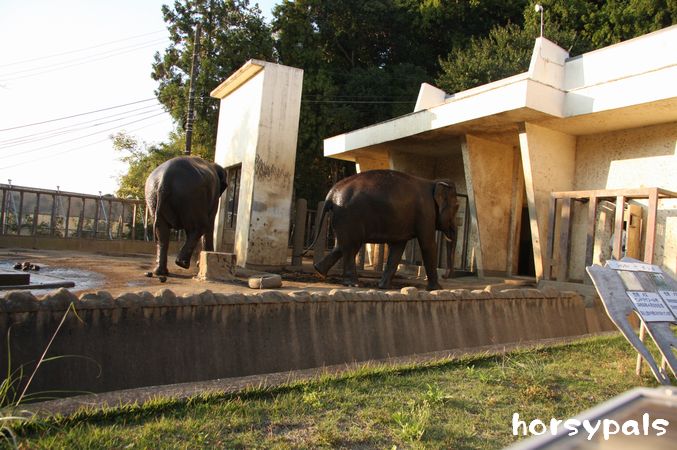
left=544, top=196, right=557, bottom=280
left=584, top=195, right=598, bottom=284
left=612, top=196, right=625, bottom=260
left=557, top=198, right=572, bottom=282
left=644, top=188, right=658, bottom=265
left=552, top=187, right=677, bottom=200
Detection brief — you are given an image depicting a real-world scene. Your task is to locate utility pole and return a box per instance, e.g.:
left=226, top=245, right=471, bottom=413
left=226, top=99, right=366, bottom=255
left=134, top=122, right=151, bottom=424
left=184, top=22, right=202, bottom=156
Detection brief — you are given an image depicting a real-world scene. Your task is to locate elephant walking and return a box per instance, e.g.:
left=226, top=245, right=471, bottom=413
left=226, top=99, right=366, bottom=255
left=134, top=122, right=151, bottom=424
left=311, top=170, right=459, bottom=290
left=145, top=156, right=228, bottom=275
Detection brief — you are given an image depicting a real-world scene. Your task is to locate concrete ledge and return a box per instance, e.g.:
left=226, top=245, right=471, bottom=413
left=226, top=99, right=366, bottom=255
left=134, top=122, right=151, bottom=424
left=1, top=286, right=617, bottom=397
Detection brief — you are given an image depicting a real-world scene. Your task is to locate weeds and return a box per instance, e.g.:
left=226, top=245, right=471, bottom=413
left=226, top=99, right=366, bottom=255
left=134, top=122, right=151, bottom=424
left=1, top=302, right=83, bottom=448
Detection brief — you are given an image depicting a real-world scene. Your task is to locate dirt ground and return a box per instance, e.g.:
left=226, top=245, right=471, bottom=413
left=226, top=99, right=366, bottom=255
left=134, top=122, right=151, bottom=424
left=0, top=248, right=498, bottom=298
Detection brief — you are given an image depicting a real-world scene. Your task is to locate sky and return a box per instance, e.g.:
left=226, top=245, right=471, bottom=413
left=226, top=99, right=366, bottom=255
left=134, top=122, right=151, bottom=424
left=0, top=0, right=278, bottom=196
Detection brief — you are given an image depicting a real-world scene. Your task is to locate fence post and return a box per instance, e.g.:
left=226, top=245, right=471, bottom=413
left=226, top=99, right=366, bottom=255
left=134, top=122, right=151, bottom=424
left=32, top=193, right=41, bottom=236
left=50, top=193, right=57, bottom=236
left=17, top=191, right=24, bottom=235
left=77, top=197, right=85, bottom=238
left=313, top=201, right=327, bottom=267
left=64, top=196, right=71, bottom=238
left=292, top=198, right=307, bottom=266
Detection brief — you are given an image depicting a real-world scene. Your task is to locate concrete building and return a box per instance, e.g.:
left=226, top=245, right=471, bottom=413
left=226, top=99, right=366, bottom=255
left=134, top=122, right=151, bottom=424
left=324, top=26, right=677, bottom=281
left=211, top=60, right=303, bottom=269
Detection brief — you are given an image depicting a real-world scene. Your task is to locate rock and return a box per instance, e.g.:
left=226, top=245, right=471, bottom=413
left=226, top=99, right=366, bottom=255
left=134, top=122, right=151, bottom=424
left=158, top=276, right=167, bottom=283
left=248, top=274, right=282, bottom=289
left=145, top=271, right=153, bottom=278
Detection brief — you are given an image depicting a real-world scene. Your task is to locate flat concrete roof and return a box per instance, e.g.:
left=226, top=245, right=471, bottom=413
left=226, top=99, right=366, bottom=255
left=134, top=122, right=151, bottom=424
left=324, top=26, right=677, bottom=162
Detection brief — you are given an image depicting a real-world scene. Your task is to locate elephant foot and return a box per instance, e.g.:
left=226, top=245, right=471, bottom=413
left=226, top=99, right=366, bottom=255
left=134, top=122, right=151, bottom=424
left=175, top=258, right=190, bottom=269
left=377, top=281, right=392, bottom=290
left=153, top=266, right=169, bottom=276
left=426, top=281, right=443, bottom=291
left=313, top=262, right=329, bottom=277
left=342, top=278, right=360, bottom=287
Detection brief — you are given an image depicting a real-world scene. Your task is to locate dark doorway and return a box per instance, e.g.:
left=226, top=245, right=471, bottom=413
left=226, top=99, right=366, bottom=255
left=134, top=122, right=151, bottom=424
left=518, top=206, right=535, bottom=276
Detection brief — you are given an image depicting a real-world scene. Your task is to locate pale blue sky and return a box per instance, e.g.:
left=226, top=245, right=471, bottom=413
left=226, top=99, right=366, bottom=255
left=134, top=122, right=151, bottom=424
left=0, top=0, right=278, bottom=195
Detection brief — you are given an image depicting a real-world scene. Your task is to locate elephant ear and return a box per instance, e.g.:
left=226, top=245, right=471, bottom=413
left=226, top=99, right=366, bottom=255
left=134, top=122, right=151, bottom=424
left=217, top=167, right=228, bottom=194
left=434, top=181, right=456, bottom=211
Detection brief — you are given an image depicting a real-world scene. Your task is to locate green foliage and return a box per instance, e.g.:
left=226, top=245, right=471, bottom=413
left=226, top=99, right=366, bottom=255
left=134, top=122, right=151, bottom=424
left=151, top=0, right=274, bottom=156
left=111, top=131, right=183, bottom=199
left=436, top=0, right=677, bottom=93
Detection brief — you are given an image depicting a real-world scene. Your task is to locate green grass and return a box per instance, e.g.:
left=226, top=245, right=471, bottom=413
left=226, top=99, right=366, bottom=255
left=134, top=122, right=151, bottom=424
left=8, top=334, right=660, bottom=449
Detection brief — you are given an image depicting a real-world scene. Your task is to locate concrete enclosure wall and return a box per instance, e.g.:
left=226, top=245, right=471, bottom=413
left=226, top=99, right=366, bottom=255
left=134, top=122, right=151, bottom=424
left=0, top=286, right=614, bottom=397
left=211, top=60, right=303, bottom=268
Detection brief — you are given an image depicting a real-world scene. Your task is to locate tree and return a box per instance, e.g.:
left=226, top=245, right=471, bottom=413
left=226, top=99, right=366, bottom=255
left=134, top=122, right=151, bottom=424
left=272, top=0, right=527, bottom=204
left=151, top=0, right=274, bottom=159
left=111, top=131, right=183, bottom=199
left=436, top=0, right=677, bottom=93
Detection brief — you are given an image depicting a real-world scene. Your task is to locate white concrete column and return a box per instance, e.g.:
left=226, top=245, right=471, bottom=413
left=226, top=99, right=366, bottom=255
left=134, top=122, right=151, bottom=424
left=461, top=135, right=516, bottom=277
left=211, top=60, right=303, bottom=268
left=518, top=122, right=576, bottom=280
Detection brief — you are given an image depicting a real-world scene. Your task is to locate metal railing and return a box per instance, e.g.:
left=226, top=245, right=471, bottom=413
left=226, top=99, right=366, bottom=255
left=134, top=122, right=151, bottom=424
left=0, top=183, right=177, bottom=241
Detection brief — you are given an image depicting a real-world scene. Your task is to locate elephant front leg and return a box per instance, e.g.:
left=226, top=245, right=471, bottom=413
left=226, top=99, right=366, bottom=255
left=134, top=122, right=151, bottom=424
left=176, top=229, right=200, bottom=269
left=443, top=234, right=457, bottom=279
left=378, top=242, right=406, bottom=289
left=153, top=221, right=170, bottom=276
left=418, top=234, right=442, bottom=291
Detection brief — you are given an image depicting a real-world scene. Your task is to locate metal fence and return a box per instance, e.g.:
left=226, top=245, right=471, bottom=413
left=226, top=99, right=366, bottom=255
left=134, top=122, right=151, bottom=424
left=0, top=183, right=181, bottom=242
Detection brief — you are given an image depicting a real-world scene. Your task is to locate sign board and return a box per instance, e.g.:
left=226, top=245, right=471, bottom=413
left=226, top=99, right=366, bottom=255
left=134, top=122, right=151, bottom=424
left=587, top=257, right=677, bottom=385
left=625, top=291, right=675, bottom=322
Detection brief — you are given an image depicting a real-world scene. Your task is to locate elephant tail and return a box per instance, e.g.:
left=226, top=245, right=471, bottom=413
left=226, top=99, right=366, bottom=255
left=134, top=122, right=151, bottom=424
left=299, top=200, right=332, bottom=257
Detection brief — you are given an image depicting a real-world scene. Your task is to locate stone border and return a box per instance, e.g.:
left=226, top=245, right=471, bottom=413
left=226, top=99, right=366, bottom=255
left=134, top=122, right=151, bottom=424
left=0, top=285, right=574, bottom=313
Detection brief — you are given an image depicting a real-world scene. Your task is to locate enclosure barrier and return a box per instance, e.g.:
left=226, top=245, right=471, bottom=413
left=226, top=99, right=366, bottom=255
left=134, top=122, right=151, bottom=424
left=1, top=286, right=614, bottom=396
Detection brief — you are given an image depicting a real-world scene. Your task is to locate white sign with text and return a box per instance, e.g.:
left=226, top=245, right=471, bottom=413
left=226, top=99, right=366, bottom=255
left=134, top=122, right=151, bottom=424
left=626, top=291, right=675, bottom=322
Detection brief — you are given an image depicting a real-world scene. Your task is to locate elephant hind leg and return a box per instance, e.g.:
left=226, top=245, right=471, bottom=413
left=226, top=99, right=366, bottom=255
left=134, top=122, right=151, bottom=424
left=315, top=247, right=342, bottom=277
left=341, top=245, right=361, bottom=287
left=378, top=241, right=406, bottom=289
left=176, top=229, right=201, bottom=269
left=153, top=220, right=170, bottom=276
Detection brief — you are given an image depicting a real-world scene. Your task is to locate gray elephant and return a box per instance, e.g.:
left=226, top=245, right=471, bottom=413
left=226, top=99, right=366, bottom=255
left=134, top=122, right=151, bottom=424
left=145, top=156, right=227, bottom=275
left=312, top=170, right=459, bottom=290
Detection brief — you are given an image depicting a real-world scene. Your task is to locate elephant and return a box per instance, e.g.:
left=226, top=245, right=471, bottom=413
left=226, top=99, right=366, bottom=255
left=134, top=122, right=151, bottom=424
left=311, top=169, right=459, bottom=290
left=145, top=156, right=228, bottom=275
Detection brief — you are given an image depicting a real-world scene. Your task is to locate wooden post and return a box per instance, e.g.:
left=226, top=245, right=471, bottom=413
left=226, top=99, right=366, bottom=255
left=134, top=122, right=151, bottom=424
left=644, top=188, right=658, bottom=265
left=313, top=201, right=327, bottom=267
left=358, top=244, right=366, bottom=271
left=545, top=196, right=557, bottom=280
left=292, top=198, right=307, bottom=266
left=612, top=196, right=625, bottom=260
left=557, top=198, right=572, bottom=282
left=373, top=244, right=385, bottom=273
left=584, top=195, right=598, bottom=284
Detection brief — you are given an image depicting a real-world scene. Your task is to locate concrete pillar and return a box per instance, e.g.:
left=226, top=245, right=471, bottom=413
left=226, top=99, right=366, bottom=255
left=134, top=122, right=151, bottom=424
left=518, top=122, right=576, bottom=280
left=211, top=60, right=303, bottom=268
left=461, top=135, right=516, bottom=277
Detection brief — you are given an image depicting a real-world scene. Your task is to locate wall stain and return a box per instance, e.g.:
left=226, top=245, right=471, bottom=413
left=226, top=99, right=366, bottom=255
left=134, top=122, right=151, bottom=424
left=255, top=155, right=291, bottom=188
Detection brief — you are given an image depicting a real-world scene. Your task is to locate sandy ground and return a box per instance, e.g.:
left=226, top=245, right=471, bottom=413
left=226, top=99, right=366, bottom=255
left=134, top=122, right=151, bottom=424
left=0, top=248, right=497, bottom=298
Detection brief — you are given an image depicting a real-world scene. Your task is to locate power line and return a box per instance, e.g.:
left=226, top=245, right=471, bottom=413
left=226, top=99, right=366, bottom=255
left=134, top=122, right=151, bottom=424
left=0, top=107, right=166, bottom=150
left=0, top=30, right=166, bottom=68
left=0, top=39, right=169, bottom=83
left=0, top=118, right=170, bottom=171
left=0, top=98, right=158, bottom=132
left=0, top=112, right=168, bottom=160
